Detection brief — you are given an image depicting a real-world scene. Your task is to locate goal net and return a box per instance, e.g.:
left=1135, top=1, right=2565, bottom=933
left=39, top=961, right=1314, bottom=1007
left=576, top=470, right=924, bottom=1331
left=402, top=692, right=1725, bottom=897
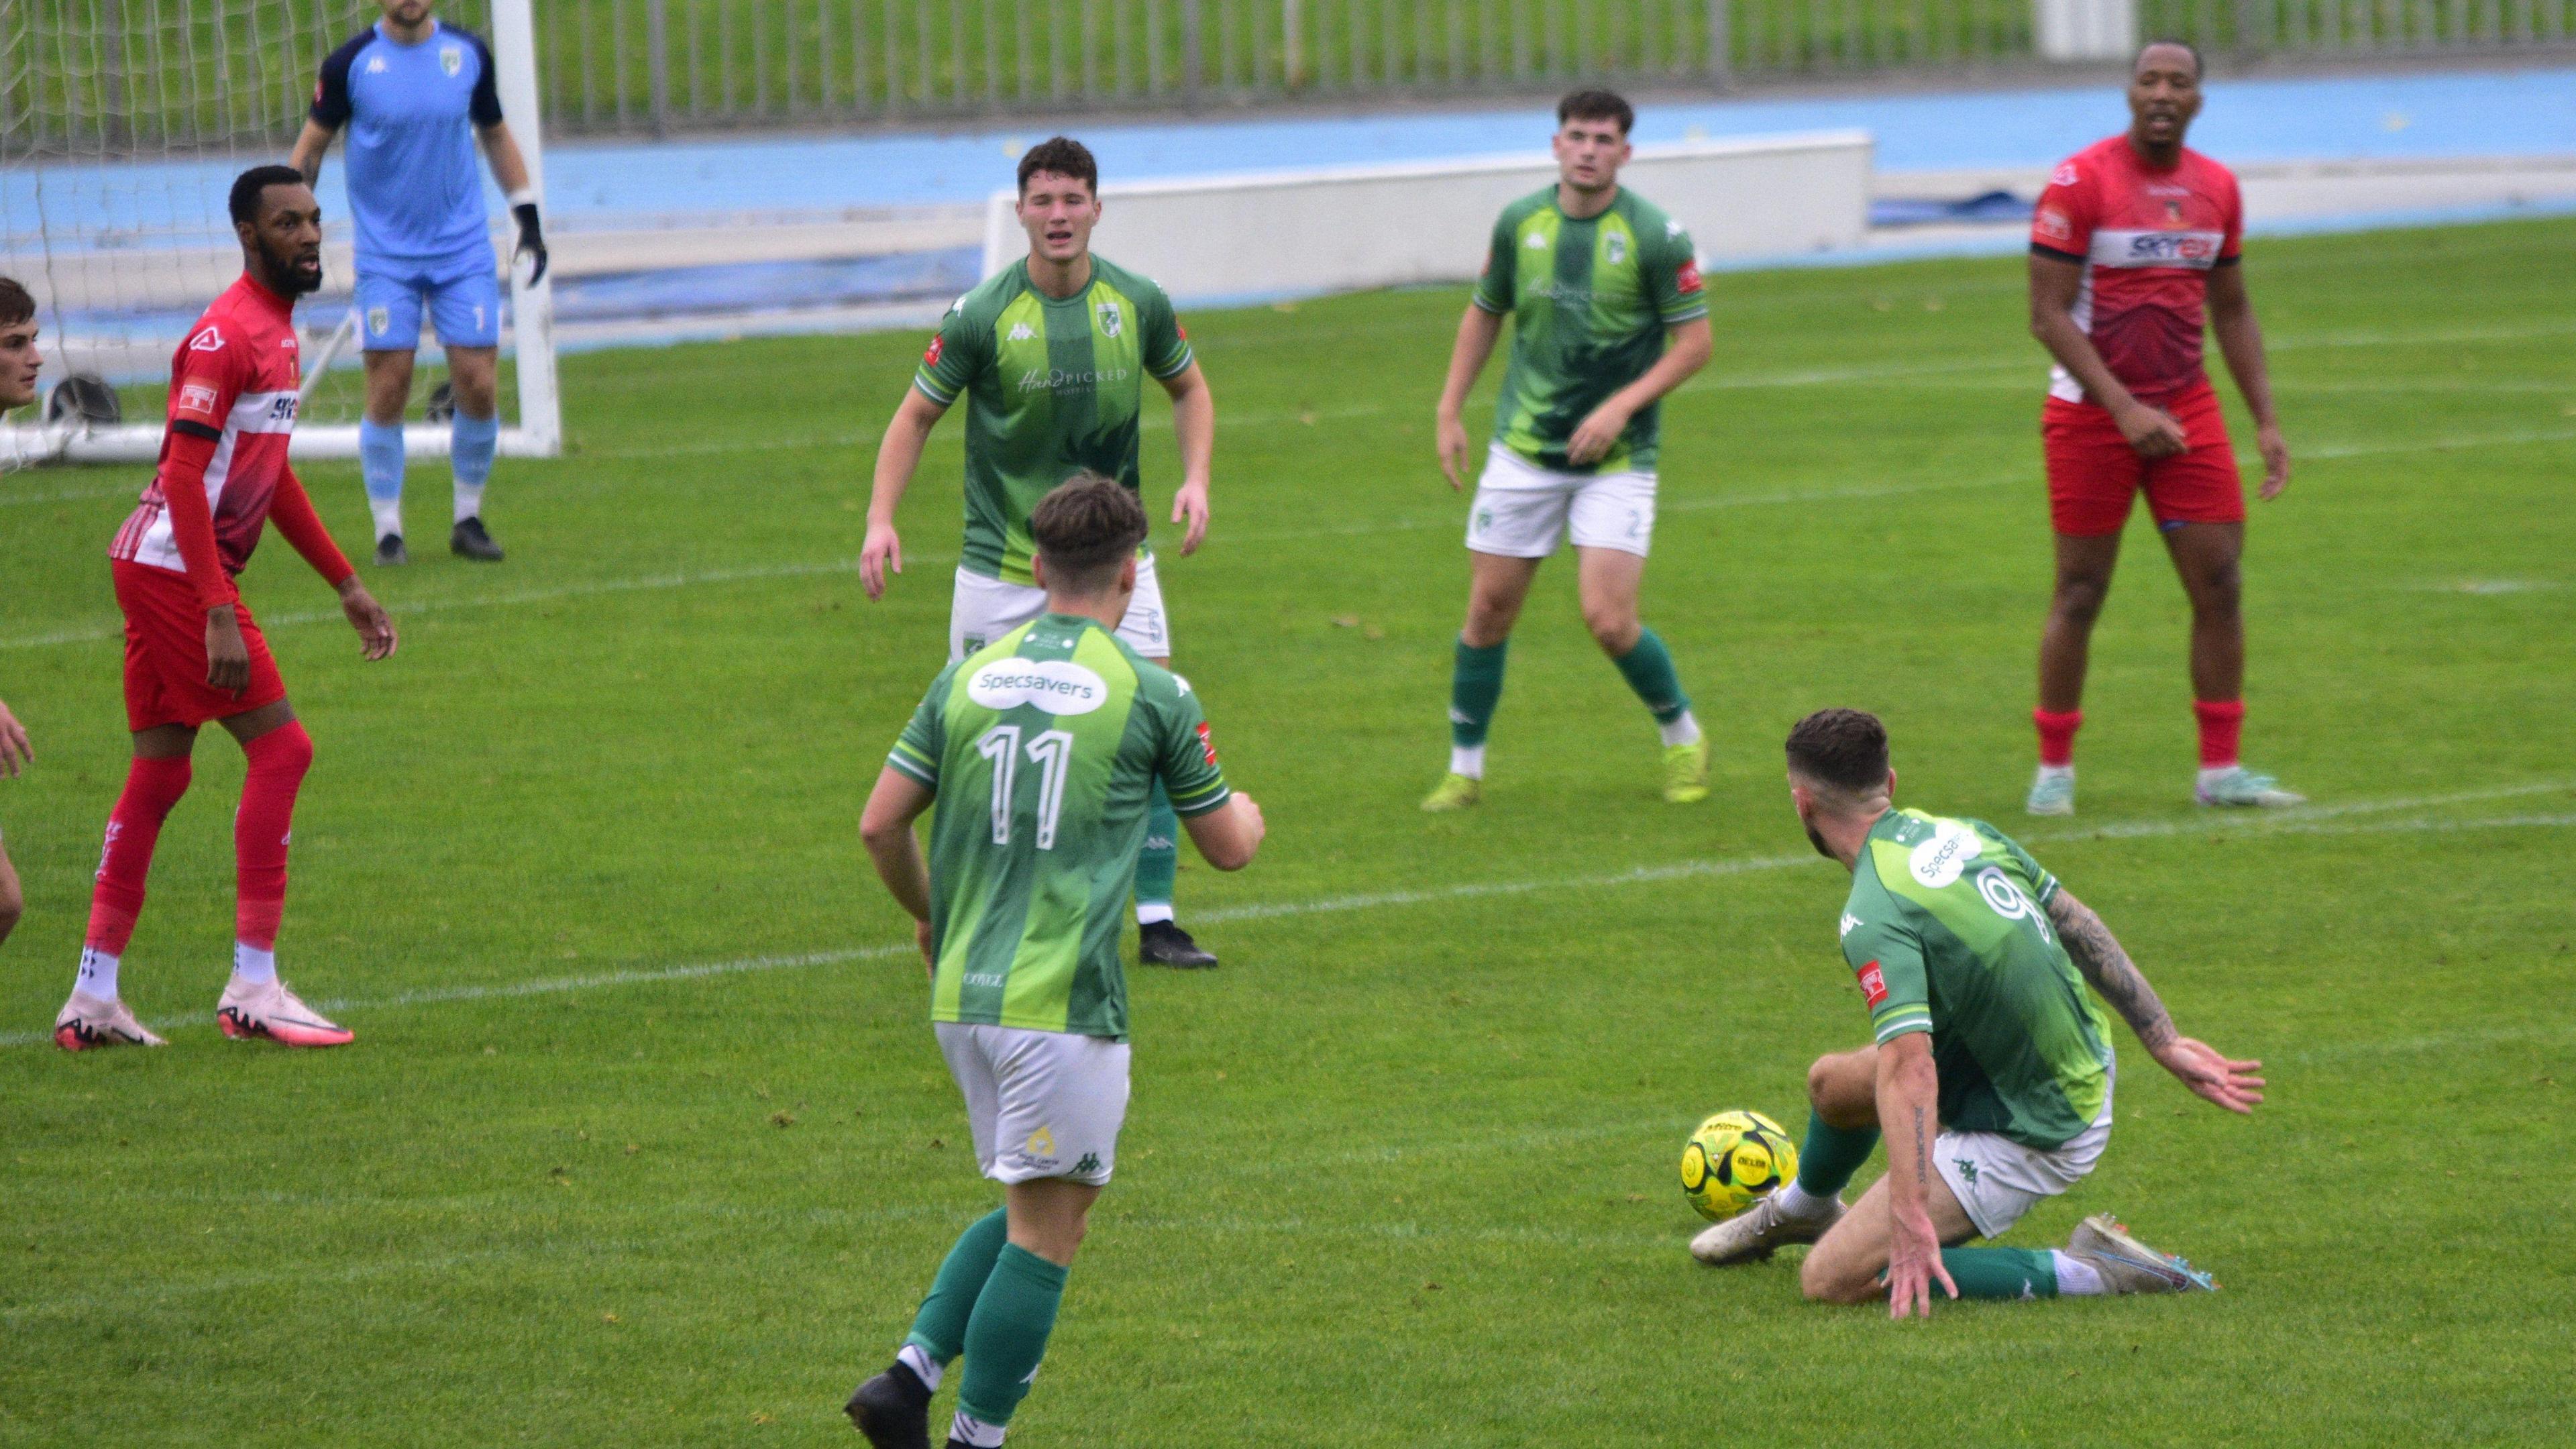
left=0, top=0, right=558, bottom=471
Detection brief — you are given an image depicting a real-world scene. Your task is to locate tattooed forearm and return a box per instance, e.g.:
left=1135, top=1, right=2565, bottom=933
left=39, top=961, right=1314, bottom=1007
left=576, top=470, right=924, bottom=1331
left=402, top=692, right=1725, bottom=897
left=1912, top=1106, right=1931, bottom=1185
left=2047, top=889, right=2176, bottom=1049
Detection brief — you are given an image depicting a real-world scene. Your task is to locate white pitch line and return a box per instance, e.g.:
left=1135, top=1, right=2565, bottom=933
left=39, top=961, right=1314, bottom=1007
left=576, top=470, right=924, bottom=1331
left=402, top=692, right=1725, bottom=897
left=9, top=783, right=2563, bottom=1050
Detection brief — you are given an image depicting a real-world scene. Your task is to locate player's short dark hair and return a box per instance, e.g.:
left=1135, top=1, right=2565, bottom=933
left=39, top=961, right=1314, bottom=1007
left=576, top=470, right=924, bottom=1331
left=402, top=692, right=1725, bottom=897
left=0, top=276, right=33, bottom=328
left=228, top=164, right=308, bottom=227
left=1785, top=708, right=1890, bottom=796
left=1032, top=472, right=1147, bottom=593
left=1557, top=89, right=1634, bottom=136
left=1016, top=136, right=1098, bottom=198
left=2134, top=38, right=2203, bottom=79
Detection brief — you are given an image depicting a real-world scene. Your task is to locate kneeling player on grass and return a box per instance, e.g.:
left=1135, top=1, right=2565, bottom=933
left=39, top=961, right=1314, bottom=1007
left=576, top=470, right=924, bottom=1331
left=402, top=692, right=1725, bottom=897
left=53, top=169, right=398, bottom=1052
left=1690, top=708, right=2262, bottom=1314
left=848, top=476, right=1265, bottom=1448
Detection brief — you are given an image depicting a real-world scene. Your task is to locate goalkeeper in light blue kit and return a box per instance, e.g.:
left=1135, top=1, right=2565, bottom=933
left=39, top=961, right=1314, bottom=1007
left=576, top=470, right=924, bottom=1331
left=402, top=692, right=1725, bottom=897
left=290, top=0, right=547, bottom=565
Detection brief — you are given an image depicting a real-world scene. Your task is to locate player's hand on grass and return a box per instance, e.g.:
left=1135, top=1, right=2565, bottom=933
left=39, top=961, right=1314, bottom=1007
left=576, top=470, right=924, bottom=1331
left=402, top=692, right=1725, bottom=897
left=861, top=520, right=904, bottom=601
left=0, top=698, right=30, bottom=777
left=1885, top=1201, right=1958, bottom=1321
left=205, top=606, right=251, bottom=692
left=339, top=578, right=398, bottom=661
left=1172, top=478, right=1211, bottom=555
left=2150, top=1035, right=2265, bottom=1114
left=2115, top=402, right=2190, bottom=460
left=1565, top=399, right=1634, bottom=468
left=2255, top=421, right=2290, bottom=500
left=1435, top=411, right=1472, bottom=491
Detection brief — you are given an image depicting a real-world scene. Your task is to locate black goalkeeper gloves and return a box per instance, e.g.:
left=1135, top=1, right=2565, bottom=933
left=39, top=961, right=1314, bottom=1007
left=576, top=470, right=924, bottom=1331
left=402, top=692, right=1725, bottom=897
left=511, top=201, right=549, bottom=286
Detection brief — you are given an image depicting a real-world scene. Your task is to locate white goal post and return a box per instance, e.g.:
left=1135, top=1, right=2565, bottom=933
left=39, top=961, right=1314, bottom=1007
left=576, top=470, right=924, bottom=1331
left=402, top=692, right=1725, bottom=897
left=979, top=131, right=1875, bottom=308
left=1, top=0, right=558, bottom=470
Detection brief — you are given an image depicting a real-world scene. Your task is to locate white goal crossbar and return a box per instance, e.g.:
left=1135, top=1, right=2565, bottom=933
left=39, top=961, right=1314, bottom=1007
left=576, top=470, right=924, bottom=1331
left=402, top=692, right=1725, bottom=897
left=3, top=0, right=558, bottom=470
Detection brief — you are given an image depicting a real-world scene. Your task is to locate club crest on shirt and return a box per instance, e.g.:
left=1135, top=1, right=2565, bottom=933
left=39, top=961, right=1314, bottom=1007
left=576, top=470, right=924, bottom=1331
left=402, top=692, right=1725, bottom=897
left=1605, top=232, right=1627, bottom=265
left=1095, top=301, right=1122, bottom=338
left=2163, top=200, right=2186, bottom=227
left=440, top=45, right=463, bottom=76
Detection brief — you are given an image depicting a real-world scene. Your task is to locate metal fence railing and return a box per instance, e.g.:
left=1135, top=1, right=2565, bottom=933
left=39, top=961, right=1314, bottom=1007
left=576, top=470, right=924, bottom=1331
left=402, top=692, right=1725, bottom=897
left=5, top=0, right=2572, bottom=156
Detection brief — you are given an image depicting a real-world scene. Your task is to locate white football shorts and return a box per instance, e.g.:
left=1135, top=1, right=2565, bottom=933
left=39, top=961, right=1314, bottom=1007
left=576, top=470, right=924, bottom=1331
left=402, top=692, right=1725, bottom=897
left=949, top=553, right=1169, bottom=662
left=935, top=1021, right=1132, bottom=1187
left=1935, top=1060, right=2115, bottom=1240
left=1464, top=443, right=1658, bottom=559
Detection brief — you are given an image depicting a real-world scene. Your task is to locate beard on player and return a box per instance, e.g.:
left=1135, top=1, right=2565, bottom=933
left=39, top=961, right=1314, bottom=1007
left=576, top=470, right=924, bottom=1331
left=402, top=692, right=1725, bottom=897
left=257, top=229, right=325, bottom=299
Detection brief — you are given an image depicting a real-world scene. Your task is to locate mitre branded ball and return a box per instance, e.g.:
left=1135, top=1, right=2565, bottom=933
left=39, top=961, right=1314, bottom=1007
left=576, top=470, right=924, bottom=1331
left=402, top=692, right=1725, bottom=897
left=1679, top=1110, right=1799, bottom=1222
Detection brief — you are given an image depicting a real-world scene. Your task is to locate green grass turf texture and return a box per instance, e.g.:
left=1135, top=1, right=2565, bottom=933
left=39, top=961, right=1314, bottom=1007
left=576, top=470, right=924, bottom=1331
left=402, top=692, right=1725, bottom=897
left=3, top=218, right=2572, bottom=1446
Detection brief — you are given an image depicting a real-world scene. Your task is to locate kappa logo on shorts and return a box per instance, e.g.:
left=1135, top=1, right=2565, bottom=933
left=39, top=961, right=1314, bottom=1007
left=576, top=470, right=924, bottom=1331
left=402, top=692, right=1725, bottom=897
left=1953, top=1158, right=1980, bottom=1185
left=1856, top=961, right=1889, bottom=1009
left=1071, top=1152, right=1101, bottom=1177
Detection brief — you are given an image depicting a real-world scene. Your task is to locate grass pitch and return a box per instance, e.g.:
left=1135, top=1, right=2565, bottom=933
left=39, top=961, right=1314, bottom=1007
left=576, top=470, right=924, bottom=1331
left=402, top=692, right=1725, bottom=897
left=3, top=218, right=2571, bottom=1447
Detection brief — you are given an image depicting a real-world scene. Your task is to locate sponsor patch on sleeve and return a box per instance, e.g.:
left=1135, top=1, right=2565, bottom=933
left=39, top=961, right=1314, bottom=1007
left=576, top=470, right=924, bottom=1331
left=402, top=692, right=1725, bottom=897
left=1195, top=720, right=1218, bottom=766
left=173, top=378, right=224, bottom=425
left=1675, top=259, right=1704, bottom=294
left=1856, top=960, right=1889, bottom=1010
left=2034, top=207, right=2073, bottom=242
left=922, top=334, right=944, bottom=367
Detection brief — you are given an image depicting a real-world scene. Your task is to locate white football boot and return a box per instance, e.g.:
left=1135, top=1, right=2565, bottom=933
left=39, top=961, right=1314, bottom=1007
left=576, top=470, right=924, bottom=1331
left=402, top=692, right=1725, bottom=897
left=54, top=991, right=168, bottom=1051
left=2063, top=1214, right=2217, bottom=1294
left=2195, top=765, right=2306, bottom=808
left=1690, top=1191, right=1845, bottom=1266
left=217, top=976, right=354, bottom=1048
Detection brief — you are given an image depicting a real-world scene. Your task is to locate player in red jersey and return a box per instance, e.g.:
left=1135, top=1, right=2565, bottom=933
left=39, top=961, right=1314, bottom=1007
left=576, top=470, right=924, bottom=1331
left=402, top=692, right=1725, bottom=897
left=1, top=276, right=44, bottom=949
left=54, top=168, right=398, bottom=1053
left=2023, top=41, right=2300, bottom=817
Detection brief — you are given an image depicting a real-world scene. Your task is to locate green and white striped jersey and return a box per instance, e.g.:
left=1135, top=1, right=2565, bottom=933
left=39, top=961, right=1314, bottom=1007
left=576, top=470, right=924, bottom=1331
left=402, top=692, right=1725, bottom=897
left=913, top=256, right=1195, bottom=585
left=1837, top=809, right=2115, bottom=1150
left=888, top=614, right=1230, bottom=1040
left=1472, top=186, right=1708, bottom=474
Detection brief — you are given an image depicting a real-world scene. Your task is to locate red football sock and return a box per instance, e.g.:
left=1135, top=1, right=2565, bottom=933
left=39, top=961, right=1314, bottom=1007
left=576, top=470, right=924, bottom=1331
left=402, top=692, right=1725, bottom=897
left=2193, top=699, right=2245, bottom=769
left=2033, top=708, right=2083, bottom=768
left=234, top=721, right=313, bottom=952
left=84, top=755, right=195, bottom=955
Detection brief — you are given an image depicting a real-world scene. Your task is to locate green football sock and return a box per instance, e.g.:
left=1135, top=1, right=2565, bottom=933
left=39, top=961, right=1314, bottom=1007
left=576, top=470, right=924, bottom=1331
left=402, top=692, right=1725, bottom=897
left=1449, top=637, right=1508, bottom=747
left=902, top=1209, right=1009, bottom=1365
left=1611, top=626, right=1690, bottom=725
left=1794, top=1111, right=1880, bottom=1198
left=956, top=1243, right=1070, bottom=1428
left=1135, top=780, right=1177, bottom=917
left=1935, top=1247, right=2061, bottom=1301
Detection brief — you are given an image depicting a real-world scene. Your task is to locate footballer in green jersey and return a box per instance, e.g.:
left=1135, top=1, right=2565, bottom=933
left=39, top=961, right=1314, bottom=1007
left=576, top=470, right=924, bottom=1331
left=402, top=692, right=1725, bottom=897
left=853, top=478, right=1264, bottom=1449
left=864, top=134, right=1227, bottom=972
left=1425, top=91, right=1717, bottom=817
left=1691, top=709, right=2264, bottom=1318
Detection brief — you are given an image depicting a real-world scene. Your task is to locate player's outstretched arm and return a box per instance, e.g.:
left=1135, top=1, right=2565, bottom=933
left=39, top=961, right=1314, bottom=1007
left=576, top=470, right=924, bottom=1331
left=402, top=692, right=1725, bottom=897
left=1433, top=305, right=1506, bottom=490
left=2206, top=264, right=2288, bottom=500
left=863, top=390, right=948, bottom=600
left=861, top=767, right=939, bottom=973
left=1874, top=1032, right=1958, bottom=1321
left=2045, top=888, right=2264, bottom=1114
left=1180, top=793, right=1263, bottom=871
left=0, top=697, right=30, bottom=777
left=2029, top=254, right=2186, bottom=460
left=286, top=119, right=336, bottom=186
left=1158, top=362, right=1215, bottom=555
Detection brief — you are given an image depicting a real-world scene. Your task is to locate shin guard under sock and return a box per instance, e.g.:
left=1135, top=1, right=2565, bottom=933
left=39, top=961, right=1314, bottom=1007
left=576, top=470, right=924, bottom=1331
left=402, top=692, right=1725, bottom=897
left=903, top=1208, right=1010, bottom=1366
left=234, top=722, right=313, bottom=953
left=83, top=755, right=194, bottom=957
left=1793, top=1110, right=1880, bottom=1199
left=955, top=1244, right=1069, bottom=1430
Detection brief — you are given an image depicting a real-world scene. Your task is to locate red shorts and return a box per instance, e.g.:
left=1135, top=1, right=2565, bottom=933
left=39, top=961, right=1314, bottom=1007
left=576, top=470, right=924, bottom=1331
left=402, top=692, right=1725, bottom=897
left=2041, top=380, right=2245, bottom=537
left=113, top=559, right=286, bottom=733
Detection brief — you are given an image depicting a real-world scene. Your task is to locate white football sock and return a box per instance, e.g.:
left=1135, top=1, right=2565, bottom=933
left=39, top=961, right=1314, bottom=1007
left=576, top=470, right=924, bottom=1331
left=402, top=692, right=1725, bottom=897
left=1135, top=903, right=1175, bottom=926
left=1772, top=1181, right=1835, bottom=1221
left=2035, top=764, right=2074, bottom=784
left=453, top=480, right=486, bottom=525
left=1449, top=744, right=1486, bottom=780
left=896, top=1343, right=944, bottom=1392
left=75, top=947, right=120, bottom=1001
left=231, top=943, right=277, bottom=985
left=1658, top=710, right=1701, bottom=748
left=950, top=1411, right=1006, bottom=1447
left=2051, top=1249, right=2106, bottom=1296
left=368, top=494, right=405, bottom=542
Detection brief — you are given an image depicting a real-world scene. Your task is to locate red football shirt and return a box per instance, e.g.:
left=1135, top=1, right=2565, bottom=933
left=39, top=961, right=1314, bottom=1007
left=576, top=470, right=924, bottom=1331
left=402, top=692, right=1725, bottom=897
left=111, top=274, right=304, bottom=581
left=2029, top=135, right=2243, bottom=408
